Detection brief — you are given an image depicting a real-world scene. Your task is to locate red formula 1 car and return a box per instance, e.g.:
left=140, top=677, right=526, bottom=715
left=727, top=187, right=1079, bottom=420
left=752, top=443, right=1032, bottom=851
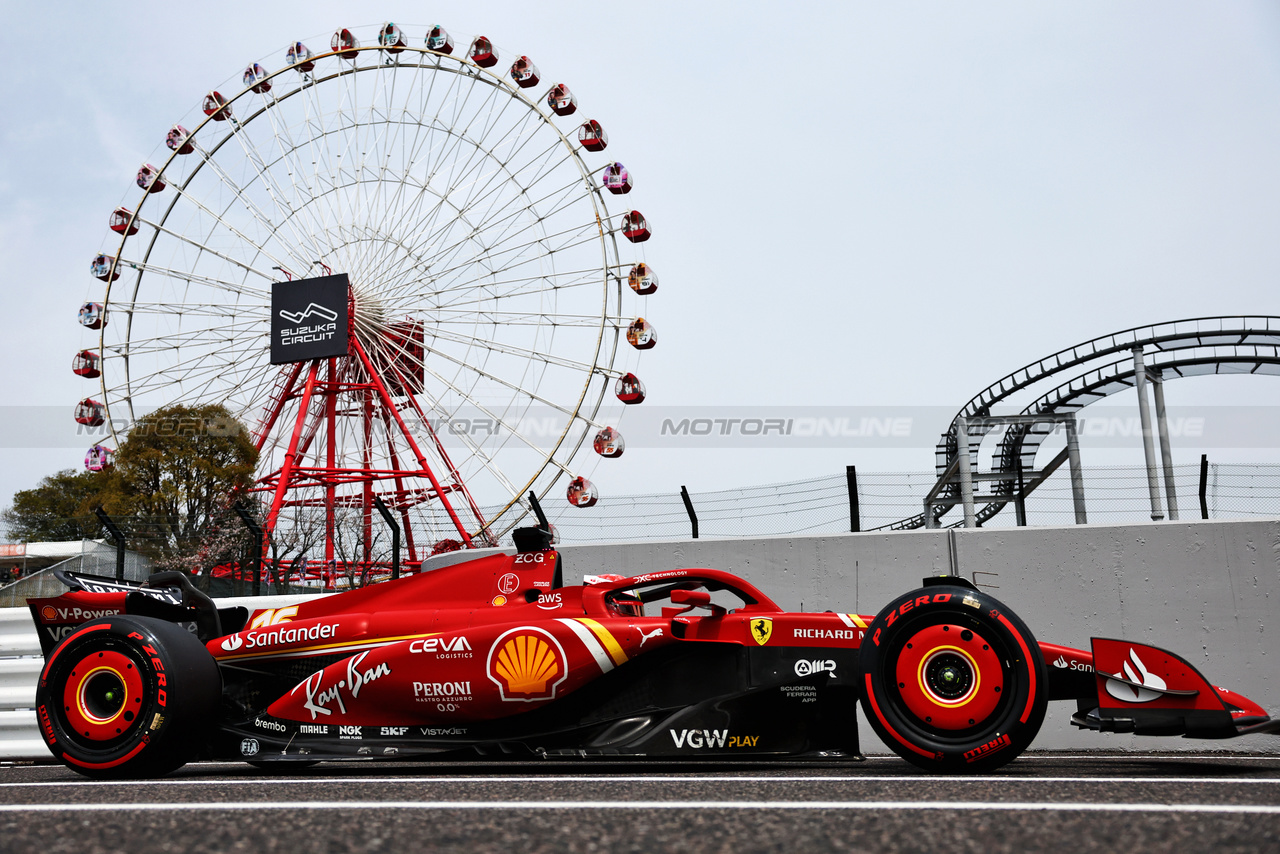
left=28, top=519, right=1280, bottom=778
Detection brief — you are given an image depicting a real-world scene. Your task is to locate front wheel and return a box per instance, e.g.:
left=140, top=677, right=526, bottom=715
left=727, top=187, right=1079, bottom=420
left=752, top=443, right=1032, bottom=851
left=35, top=615, right=221, bottom=779
left=859, top=583, right=1047, bottom=773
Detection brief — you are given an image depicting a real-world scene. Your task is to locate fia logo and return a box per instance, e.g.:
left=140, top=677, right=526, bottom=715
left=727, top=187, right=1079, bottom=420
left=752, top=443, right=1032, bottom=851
left=240, top=738, right=260, bottom=757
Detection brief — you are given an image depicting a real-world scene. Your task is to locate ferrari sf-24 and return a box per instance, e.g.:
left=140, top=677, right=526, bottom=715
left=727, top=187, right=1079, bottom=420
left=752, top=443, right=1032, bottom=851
left=27, top=521, right=1279, bottom=778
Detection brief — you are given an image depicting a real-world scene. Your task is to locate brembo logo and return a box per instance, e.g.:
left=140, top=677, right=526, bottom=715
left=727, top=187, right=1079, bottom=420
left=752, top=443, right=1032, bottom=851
left=1105, top=648, right=1166, bottom=703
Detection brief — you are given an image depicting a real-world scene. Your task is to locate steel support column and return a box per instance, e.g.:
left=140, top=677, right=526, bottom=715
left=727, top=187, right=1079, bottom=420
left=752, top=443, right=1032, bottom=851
left=1132, top=347, right=1165, bottom=521
left=956, top=416, right=976, bottom=527
left=1064, top=417, right=1087, bottom=524
left=1151, top=373, right=1179, bottom=520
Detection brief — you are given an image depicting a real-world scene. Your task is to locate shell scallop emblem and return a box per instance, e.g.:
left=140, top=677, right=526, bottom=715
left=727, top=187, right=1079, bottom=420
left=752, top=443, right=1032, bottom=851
left=487, top=627, right=567, bottom=702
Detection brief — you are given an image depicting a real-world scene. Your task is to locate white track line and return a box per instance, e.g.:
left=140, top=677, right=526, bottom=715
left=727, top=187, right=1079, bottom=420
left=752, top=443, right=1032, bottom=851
left=3, top=775, right=1279, bottom=788
left=0, top=801, right=1278, bottom=815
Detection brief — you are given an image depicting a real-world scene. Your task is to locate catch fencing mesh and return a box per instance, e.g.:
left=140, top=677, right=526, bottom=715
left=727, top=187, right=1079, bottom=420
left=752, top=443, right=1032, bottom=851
left=541, top=463, right=1280, bottom=543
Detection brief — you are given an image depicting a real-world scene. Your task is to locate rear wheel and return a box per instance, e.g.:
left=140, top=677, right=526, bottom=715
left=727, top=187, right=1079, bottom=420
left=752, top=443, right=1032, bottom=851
left=859, top=583, right=1047, bottom=773
left=36, top=615, right=221, bottom=778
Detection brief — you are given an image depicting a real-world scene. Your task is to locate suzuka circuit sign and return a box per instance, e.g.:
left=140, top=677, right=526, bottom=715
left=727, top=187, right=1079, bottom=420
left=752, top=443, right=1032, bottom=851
left=271, top=274, right=350, bottom=364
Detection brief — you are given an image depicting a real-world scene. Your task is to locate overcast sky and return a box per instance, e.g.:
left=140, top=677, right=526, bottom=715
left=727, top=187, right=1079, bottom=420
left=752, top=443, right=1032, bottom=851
left=3, top=1, right=1279, bottom=526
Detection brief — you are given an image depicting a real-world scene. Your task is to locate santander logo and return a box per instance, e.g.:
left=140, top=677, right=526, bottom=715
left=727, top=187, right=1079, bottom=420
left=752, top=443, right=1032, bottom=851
left=1105, top=648, right=1166, bottom=703
left=221, top=634, right=244, bottom=652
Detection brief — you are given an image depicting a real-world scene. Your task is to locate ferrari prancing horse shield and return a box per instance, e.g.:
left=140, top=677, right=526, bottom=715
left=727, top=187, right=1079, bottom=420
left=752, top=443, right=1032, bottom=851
left=751, top=618, right=772, bottom=646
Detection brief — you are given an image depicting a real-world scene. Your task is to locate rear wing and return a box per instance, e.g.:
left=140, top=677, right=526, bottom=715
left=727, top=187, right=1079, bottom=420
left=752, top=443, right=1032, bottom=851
left=28, top=569, right=247, bottom=655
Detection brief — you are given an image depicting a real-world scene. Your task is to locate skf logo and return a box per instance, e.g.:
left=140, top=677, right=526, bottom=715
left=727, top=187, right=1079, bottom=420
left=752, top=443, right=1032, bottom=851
left=750, top=618, right=773, bottom=646
left=487, top=627, right=567, bottom=702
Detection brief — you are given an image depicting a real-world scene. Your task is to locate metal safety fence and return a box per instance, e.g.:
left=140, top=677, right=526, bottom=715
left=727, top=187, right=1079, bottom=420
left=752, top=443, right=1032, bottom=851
left=539, top=463, right=1280, bottom=543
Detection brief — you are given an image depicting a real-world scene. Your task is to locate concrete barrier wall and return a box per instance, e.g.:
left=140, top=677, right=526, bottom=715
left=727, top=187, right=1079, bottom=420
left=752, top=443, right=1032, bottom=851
left=539, top=517, right=1280, bottom=753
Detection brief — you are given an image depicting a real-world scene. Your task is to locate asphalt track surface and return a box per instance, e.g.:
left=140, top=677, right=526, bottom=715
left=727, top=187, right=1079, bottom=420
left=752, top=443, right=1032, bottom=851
left=0, top=753, right=1277, bottom=853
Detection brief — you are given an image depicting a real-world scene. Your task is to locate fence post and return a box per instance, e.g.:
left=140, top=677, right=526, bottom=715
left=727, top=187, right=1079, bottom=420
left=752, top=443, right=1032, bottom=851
left=373, top=496, right=401, bottom=580
left=93, top=507, right=127, bottom=582
left=846, top=466, right=860, bottom=533
left=233, top=502, right=264, bottom=596
left=680, top=486, right=699, bottom=539
left=1199, top=454, right=1210, bottom=520
left=1014, top=458, right=1027, bottom=527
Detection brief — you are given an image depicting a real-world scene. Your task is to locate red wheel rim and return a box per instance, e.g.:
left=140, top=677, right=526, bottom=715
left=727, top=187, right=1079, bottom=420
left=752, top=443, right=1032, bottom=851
left=61, top=650, right=144, bottom=741
left=893, top=623, right=1004, bottom=730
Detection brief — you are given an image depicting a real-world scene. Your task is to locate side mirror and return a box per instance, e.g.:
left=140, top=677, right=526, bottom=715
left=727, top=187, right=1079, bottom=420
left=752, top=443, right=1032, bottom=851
left=670, top=588, right=711, bottom=607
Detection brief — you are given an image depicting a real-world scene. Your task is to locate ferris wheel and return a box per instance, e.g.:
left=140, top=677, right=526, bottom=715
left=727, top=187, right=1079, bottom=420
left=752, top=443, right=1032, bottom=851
left=75, top=22, right=658, bottom=562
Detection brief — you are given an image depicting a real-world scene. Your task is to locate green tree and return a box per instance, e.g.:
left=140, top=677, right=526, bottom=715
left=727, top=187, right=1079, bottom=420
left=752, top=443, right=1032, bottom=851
left=2, top=469, right=107, bottom=542
left=100, top=403, right=258, bottom=563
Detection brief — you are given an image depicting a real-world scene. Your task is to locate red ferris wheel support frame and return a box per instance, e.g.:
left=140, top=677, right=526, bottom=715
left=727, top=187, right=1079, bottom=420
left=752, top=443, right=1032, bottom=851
left=248, top=333, right=489, bottom=575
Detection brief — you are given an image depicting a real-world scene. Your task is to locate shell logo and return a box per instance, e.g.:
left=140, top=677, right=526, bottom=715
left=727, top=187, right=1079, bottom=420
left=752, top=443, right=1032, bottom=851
left=40, top=606, right=58, bottom=621
left=487, top=627, right=567, bottom=702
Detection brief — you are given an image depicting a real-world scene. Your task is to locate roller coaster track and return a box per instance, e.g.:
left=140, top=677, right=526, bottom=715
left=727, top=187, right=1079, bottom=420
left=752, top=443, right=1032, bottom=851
left=879, top=316, right=1280, bottom=530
